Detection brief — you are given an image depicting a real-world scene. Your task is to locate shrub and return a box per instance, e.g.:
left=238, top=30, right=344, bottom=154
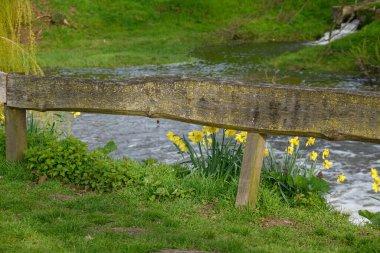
left=24, top=133, right=196, bottom=200
left=25, top=136, right=141, bottom=192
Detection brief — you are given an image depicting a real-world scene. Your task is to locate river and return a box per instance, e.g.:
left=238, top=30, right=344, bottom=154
left=45, top=42, right=380, bottom=223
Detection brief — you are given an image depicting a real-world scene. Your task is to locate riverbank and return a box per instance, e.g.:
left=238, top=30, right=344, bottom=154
left=1, top=131, right=379, bottom=252
left=33, top=0, right=379, bottom=78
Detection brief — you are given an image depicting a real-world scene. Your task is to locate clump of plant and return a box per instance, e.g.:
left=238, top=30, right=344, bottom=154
left=350, top=39, right=380, bottom=82
left=359, top=167, right=380, bottom=228
left=24, top=133, right=195, bottom=200
left=262, top=136, right=345, bottom=205
left=167, top=126, right=246, bottom=181
left=25, top=136, right=133, bottom=192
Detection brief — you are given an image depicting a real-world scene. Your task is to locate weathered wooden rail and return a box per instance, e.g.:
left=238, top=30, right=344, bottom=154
left=1, top=72, right=379, bottom=208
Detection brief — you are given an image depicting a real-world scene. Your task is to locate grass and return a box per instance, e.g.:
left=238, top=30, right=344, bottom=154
left=1, top=133, right=380, bottom=252
left=272, top=20, right=380, bottom=75
left=34, top=0, right=359, bottom=69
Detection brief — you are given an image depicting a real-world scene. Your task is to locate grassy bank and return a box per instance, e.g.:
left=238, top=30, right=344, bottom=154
left=34, top=0, right=360, bottom=69
left=1, top=128, right=380, bottom=252
left=272, top=20, right=380, bottom=76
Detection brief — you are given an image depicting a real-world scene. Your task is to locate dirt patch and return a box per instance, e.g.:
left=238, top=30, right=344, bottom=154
left=198, top=202, right=217, bottom=220
left=87, top=226, right=148, bottom=235
left=260, top=217, right=295, bottom=228
left=155, top=250, right=218, bottom=253
left=51, top=194, right=76, bottom=201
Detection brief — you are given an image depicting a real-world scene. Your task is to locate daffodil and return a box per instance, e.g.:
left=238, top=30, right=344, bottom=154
left=225, top=129, right=236, bottom=137
left=264, top=148, right=269, bottom=157
left=306, top=137, right=315, bottom=146
left=374, top=177, right=380, bottom=185
left=179, top=142, right=187, bottom=152
left=235, top=131, right=247, bottom=143
left=189, top=130, right=203, bottom=144
left=310, top=151, right=318, bottom=161
left=322, top=149, right=329, bottom=159
left=202, top=126, right=219, bottom=136
left=371, top=168, right=378, bottom=179
left=167, top=131, right=175, bottom=142
left=173, top=136, right=182, bottom=146
left=72, top=112, right=81, bottom=118
left=337, top=174, right=346, bottom=183
left=287, top=145, right=294, bottom=155
left=202, top=138, right=212, bottom=146
left=323, top=160, right=332, bottom=169
left=372, top=182, right=380, bottom=193
left=289, top=136, right=299, bottom=146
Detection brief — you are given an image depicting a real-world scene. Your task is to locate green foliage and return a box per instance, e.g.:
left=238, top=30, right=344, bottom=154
left=0, top=0, right=42, bottom=74
left=359, top=197, right=380, bottom=228
left=168, top=127, right=244, bottom=181
left=25, top=136, right=136, bottom=192
left=350, top=39, right=380, bottom=80
left=272, top=20, right=380, bottom=76
left=262, top=137, right=330, bottom=205
left=24, top=133, right=196, bottom=200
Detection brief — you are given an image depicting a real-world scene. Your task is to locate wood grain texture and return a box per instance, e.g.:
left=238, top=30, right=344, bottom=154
left=6, top=74, right=380, bottom=143
left=236, top=133, right=266, bottom=208
left=5, top=106, right=27, bottom=160
left=0, top=72, right=6, bottom=104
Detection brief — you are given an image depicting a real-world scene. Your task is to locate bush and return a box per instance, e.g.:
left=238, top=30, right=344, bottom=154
left=25, top=136, right=142, bottom=192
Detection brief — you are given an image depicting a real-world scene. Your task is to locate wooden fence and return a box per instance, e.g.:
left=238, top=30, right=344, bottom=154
left=1, top=72, right=379, bottom=208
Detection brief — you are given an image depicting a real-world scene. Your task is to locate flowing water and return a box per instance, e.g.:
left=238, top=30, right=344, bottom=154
left=46, top=42, right=380, bottom=223
left=309, top=19, right=360, bottom=46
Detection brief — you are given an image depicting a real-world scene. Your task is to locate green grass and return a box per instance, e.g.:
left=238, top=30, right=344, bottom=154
left=34, top=0, right=357, bottom=69
left=271, top=20, right=380, bottom=75
left=1, top=140, right=380, bottom=252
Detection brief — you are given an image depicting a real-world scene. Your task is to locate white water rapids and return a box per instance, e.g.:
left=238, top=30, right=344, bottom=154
left=309, top=19, right=360, bottom=45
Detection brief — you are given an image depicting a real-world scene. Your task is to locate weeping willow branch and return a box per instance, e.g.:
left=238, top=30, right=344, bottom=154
left=0, top=0, right=43, bottom=75
left=0, top=35, right=43, bottom=75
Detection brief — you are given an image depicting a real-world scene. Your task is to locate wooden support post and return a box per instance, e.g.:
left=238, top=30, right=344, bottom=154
left=5, top=106, right=27, bottom=161
left=235, top=133, right=266, bottom=208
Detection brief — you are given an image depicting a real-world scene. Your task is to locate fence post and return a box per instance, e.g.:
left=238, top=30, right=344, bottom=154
left=5, top=106, right=27, bottom=160
left=235, top=133, right=266, bottom=208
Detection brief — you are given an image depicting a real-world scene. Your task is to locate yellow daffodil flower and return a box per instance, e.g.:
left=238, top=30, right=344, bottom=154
left=202, top=126, right=219, bottom=136
left=189, top=130, right=203, bottom=144
left=322, top=149, right=329, bottom=159
left=310, top=151, right=318, bottom=161
left=337, top=174, right=346, bottom=183
left=323, top=160, right=332, bottom=169
left=72, top=112, right=81, bottom=118
left=306, top=137, right=315, bottom=146
left=179, top=143, right=187, bottom=152
left=264, top=148, right=269, bottom=157
left=225, top=129, right=237, bottom=137
left=173, top=136, right=182, bottom=146
left=202, top=138, right=212, bottom=146
left=167, top=131, right=175, bottom=142
left=235, top=131, right=247, bottom=143
left=371, top=168, right=378, bottom=179
left=289, top=136, right=299, bottom=146
left=372, top=182, right=380, bottom=193
left=287, top=145, right=294, bottom=155
left=374, top=177, right=380, bottom=185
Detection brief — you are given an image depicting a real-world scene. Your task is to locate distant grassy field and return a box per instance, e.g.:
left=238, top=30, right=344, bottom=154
left=34, top=0, right=358, bottom=69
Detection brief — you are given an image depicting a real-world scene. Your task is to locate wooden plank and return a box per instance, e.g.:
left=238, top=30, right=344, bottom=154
left=5, top=106, right=27, bottom=160
left=0, top=72, right=6, bottom=104
left=235, top=133, right=266, bottom=208
left=5, top=74, right=380, bottom=143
